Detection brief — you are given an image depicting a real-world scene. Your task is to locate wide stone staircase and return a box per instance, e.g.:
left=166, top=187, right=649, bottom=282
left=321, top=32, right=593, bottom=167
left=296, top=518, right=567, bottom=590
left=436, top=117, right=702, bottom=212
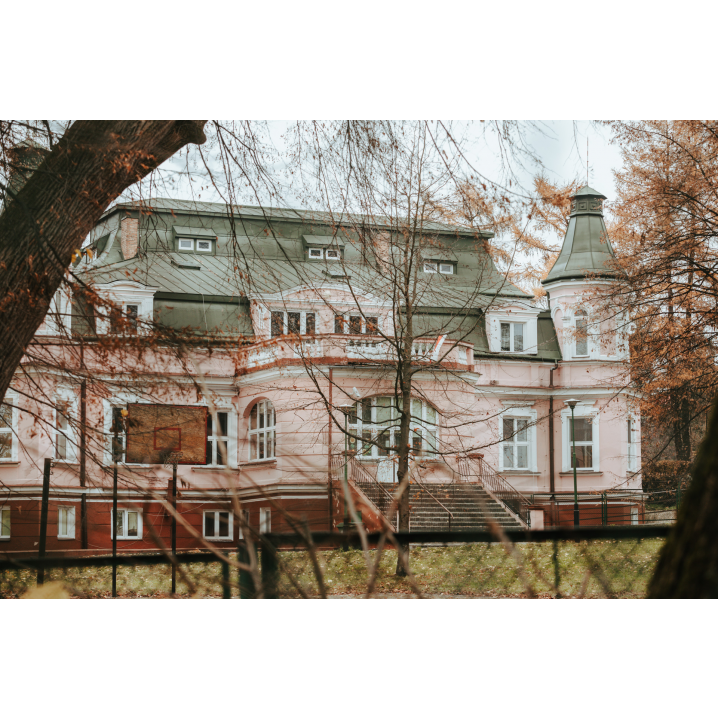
left=336, top=455, right=528, bottom=532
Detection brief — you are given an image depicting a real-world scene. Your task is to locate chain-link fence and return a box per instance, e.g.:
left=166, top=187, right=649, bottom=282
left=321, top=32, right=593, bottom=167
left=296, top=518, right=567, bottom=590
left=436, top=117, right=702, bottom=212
left=0, top=526, right=670, bottom=598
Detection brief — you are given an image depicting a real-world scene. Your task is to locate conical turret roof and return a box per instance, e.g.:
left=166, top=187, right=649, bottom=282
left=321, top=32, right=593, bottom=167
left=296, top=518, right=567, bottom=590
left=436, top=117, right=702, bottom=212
left=542, top=185, right=622, bottom=286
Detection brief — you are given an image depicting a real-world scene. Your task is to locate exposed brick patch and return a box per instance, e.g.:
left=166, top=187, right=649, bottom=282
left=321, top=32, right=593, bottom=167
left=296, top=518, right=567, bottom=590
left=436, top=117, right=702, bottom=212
left=120, top=217, right=139, bottom=259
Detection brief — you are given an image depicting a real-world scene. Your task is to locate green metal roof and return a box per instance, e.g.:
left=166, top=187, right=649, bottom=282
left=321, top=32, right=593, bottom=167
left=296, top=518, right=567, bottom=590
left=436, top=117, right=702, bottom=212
left=542, top=185, right=622, bottom=286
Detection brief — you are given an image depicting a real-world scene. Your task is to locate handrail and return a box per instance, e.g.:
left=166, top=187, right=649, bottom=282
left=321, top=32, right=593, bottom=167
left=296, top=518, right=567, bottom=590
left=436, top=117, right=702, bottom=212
left=458, top=455, right=531, bottom=527
left=332, top=453, right=396, bottom=521
left=413, top=472, right=454, bottom=525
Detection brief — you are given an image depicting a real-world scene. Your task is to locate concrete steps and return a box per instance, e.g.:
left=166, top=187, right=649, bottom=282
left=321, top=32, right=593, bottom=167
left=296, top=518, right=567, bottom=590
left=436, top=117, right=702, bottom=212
left=356, top=482, right=525, bottom=532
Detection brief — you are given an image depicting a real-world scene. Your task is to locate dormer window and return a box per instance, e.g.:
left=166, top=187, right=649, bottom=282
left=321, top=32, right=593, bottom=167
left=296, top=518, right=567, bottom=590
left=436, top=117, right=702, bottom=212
left=309, top=248, right=323, bottom=259
left=179, top=239, right=194, bottom=251
left=424, top=261, right=455, bottom=274
left=501, top=322, right=524, bottom=352
left=326, top=249, right=341, bottom=260
left=197, top=239, right=212, bottom=252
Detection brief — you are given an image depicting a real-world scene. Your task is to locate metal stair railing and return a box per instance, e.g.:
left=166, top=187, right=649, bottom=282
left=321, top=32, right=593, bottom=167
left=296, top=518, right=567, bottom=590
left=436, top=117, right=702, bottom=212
left=333, top=453, right=397, bottom=523
left=412, top=472, right=454, bottom=531
left=457, top=454, right=531, bottom=528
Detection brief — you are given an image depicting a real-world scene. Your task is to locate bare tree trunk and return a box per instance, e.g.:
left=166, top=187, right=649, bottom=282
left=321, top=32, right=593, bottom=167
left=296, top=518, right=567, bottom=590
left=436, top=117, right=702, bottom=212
left=649, top=395, right=718, bottom=597
left=0, top=120, right=207, bottom=403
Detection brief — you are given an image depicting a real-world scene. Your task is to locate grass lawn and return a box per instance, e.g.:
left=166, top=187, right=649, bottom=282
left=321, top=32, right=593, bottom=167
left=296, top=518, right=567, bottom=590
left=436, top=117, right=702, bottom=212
left=1, top=538, right=665, bottom=598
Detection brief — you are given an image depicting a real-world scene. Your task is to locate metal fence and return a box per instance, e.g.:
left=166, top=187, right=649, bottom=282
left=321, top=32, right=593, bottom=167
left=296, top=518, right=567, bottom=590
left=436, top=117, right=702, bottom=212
left=0, top=526, right=671, bottom=599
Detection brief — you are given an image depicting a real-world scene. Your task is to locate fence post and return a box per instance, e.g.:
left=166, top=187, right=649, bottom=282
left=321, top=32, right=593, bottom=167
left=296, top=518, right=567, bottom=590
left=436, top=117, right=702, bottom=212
left=222, top=551, right=231, bottom=599
left=37, top=458, right=52, bottom=586
left=238, top=542, right=254, bottom=599
left=260, top=536, right=279, bottom=599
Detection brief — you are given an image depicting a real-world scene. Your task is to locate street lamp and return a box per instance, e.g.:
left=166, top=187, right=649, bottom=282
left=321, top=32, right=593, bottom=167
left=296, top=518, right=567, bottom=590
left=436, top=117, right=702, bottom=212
left=338, top=403, right=355, bottom=538
left=565, top=399, right=580, bottom=527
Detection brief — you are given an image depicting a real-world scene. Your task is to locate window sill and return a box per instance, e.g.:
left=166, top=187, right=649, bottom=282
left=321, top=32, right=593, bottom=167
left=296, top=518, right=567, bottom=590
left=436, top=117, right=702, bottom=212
left=53, top=461, right=80, bottom=466
left=0, top=461, right=20, bottom=467
left=191, top=466, right=239, bottom=472
left=559, top=471, right=603, bottom=476
left=0, top=537, right=10, bottom=541
left=501, top=470, right=541, bottom=475
left=57, top=537, right=76, bottom=541
left=239, top=459, right=277, bottom=469
left=204, top=537, right=234, bottom=542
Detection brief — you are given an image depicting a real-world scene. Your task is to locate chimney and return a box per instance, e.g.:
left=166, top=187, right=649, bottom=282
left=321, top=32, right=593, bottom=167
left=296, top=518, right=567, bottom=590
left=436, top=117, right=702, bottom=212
left=120, top=216, right=139, bottom=259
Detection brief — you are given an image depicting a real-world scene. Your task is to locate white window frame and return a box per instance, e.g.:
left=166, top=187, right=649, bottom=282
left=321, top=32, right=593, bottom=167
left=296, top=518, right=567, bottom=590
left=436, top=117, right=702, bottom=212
left=486, top=304, right=540, bottom=355
left=423, top=262, right=438, bottom=273
left=500, top=322, right=526, bottom=353
left=348, top=397, right=438, bottom=460
left=95, top=281, right=158, bottom=336
left=57, top=506, right=76, bottom=539
left=111, top=508, right=143, bottom=540
left=561, top=405, right=600, bottom=472
left=259, top=508, right=271, bottom=534
left=0, top=394, right=18, bottom=462
left=439, top=263, right=455, bottom=275
left=205, top=410, right=233, bottom=467
left=203, top=509, right=234, bottom=541
left=335, top=314, right=380, bottom=335
left=308, top=248, right=324, bottom=259
left=325, top=249, right=341, bottom=260
left=178, top=238, right=194, bottom=251
left=498, top=405, right=538, bottom=472
left=196, top=239, right=213, bottom=252
left=271, top=310, right=317, bottom=337
left=54, top=391, right=77, bottom=463
left=0, top=506, right=10, bottom=539
left=573, top=309, right=589, bottom=358
left=248, top=400, right=276, bottom=462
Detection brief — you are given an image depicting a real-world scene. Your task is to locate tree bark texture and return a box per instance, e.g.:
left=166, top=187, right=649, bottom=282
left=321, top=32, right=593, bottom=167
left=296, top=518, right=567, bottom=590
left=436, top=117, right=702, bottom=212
left=0, top=120, right=207, bottom=403
left=649, top=395, right=718, bottom=597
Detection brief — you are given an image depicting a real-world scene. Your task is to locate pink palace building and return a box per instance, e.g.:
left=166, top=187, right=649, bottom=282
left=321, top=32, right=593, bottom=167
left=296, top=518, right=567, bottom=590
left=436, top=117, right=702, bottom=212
left=0, top=186, right=642, bottom=554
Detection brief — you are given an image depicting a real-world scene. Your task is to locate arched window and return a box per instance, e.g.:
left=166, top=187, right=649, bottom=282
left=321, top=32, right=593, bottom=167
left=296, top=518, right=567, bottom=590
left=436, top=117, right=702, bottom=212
left=575, top=309, right=588, bottom=357
left=347, top=397, right=437, bottom=458
left=249, top=400, right=275, bottom=461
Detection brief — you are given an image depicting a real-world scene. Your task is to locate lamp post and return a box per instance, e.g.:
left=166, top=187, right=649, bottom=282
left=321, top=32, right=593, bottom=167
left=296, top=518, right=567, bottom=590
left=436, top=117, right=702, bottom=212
left=565, top=399, right=580, bottom=526
left=338, top=404, right=355, bottom=537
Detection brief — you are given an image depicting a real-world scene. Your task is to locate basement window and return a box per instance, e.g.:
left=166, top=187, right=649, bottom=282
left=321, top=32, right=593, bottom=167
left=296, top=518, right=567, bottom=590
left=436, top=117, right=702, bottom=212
left=0, top=507, right=10, bottom=539
left=58, top=506, right=75, bottom=539
left=204, top=510, right=232, bottom=540
left=113, top=509, right=142, bottom=540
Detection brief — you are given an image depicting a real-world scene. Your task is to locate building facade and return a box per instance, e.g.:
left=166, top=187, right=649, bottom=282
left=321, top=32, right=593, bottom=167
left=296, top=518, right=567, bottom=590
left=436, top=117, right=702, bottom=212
left=0, top=186, right=641, bottom=554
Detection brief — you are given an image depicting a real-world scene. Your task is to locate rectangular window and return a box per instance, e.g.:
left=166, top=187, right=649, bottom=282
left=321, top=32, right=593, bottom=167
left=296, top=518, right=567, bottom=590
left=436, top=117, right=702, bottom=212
left=349, top=316, right=362, bottom=334
left=366, top=316, right=378, bottom=334
left=271, top=311, right=284, bottom=337
left=58, top=506, right=75, bottom=539
left=570, top=417, right=593, bottom=469
left=287, top=312, right=301, bottom=335
left=204, top=510, right=232, bottom=540
left=205, top=411, right=229, bottom=466
left=238, top=509, right=250, bottom=539
left=259, top=508, right=271, bottom=534
left=500, top=322, right=525, bottom=352
left=55, top=402, right=70, bottom=461
left=111, top=407, right=126, bottom=463
left=501, top=417, right=530, bottom=470
left=334, top=315, right=345, bottom=333
left=178, top=239, right=194, bottom=251
left=196, top=239, right=212, bottom=252
left=0, top=507, right=10, bottom=538
left=423, top=262, right=438, bottom=273
left=305, top=312, right=316, bottom=335
left=326, top=249, right=341, bottom=260
left=113, top=509, right=141, bottom=539
left=0, top=402, right=13, bottom=460
left=439, top=263, right=455, bottom=274
left=308, top=248, right=323, bottom=259
left=126, top=305, right=138, bottom=334
left=575, top=317, right=588, bottom=356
